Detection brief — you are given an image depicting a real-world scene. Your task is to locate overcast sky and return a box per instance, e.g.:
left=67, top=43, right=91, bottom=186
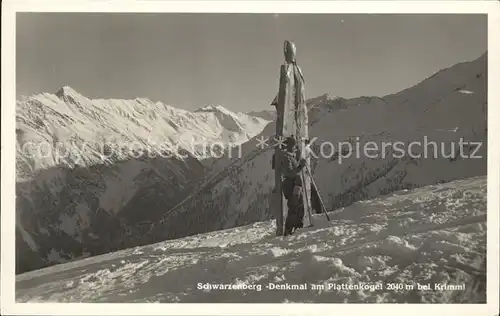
left=17, top=13, right=487, bottom=112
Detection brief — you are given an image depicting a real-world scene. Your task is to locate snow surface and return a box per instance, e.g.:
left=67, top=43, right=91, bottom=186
left=16, top=176, right=486, bottom=303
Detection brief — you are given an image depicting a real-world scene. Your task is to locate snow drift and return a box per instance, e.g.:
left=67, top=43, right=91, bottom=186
left=16, top=176, right=487, bottom=303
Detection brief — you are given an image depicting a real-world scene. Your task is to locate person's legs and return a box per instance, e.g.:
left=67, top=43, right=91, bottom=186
left=291, top=191, right=304, bottom=232
left=285, top=194, right=298, bottom=236
left=296, top=195, right=304, bottom=229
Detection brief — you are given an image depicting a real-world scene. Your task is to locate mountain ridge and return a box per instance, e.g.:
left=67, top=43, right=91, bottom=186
left=17, top=86, right=271, bottom=167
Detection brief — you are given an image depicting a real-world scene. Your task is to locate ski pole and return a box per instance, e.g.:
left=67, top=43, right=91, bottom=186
left=300, top=169, right=314, bottom=227
left=304, top=164, right=330, bottom=221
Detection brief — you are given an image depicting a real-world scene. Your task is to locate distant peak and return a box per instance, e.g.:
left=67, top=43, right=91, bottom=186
left=55, top=86, right=82, bottom=98
left=322, top=93, right=341, bottom=101
left=477, top=51, right=487, bottom=62
left=54, top=86, right=89, bottom=105
left=134, top=97, right=153, bottom=104
left=196, top=104, right=231, bottom=113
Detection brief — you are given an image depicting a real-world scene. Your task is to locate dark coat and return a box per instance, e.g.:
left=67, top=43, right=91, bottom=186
left=280, top=151, right=305, bottom=200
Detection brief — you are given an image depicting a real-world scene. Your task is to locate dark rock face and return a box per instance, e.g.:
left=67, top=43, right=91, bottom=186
left=16, top=154, right=206, bottom=274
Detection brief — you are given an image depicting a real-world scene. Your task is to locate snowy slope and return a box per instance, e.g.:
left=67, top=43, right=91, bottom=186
left=141, top=53, right=487, bottom=245
left=15, top=87, right=270, bottom=274
left=16, top=176, right=487, bottom=303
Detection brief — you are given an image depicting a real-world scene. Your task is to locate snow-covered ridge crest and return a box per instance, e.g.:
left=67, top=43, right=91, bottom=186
left=16, top=86, right=271, bottom=176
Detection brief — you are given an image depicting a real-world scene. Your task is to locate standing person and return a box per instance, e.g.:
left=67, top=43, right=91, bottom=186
left=280, top=136, right=306, bottom=236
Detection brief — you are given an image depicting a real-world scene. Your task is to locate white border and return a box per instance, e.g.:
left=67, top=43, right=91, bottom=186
left=2, top=1, right=499, bottom=315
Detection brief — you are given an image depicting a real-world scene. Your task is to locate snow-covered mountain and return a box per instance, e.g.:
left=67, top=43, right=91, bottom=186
left=16, top=87, right=271, bottom=172
left=16, top=176, right=487, bottom=303
left=15, top=88, right=270, bottom=273
left=140, top=53, right=487, bottom=247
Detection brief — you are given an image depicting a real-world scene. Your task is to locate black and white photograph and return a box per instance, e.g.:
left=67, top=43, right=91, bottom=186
left=2, top=1, right=499, bottom=314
